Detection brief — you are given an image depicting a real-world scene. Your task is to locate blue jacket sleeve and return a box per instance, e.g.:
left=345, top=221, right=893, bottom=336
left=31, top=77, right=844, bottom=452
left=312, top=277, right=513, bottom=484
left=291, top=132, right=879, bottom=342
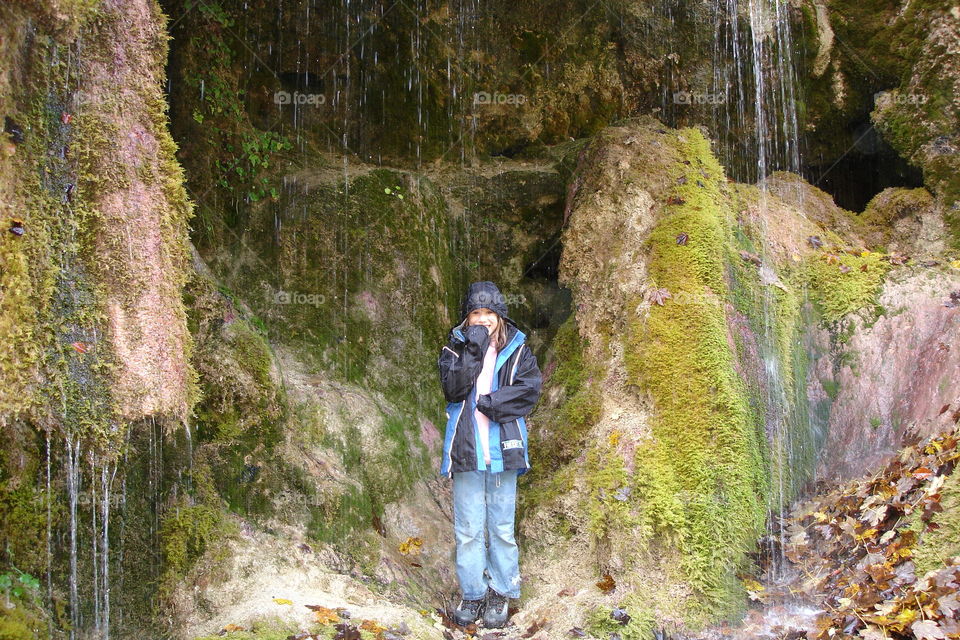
left=437, top=324, right=490, bottom=403
left=475, top=344, right=542, bottom=423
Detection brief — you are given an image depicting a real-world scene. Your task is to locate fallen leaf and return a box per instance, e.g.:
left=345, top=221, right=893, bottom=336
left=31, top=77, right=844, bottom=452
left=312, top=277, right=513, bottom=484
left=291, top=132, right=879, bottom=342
left=306, top=605, right=340, bottom=625
left=273, top=598, right=294, bottom=605
left=359, top=619, right=386, bottom=635
left=596, top=574, right=615, bottom=593
left=911, top=619, right=946, bottom=640
left=399, top=536, right=423, bottom=555
left=333, top=623, right=361, bottom=640
left=611, top=608, right=631, bottom=625
left=647, top=287, right=672, bottom=306
left=523, top=618, right=547, bottom=637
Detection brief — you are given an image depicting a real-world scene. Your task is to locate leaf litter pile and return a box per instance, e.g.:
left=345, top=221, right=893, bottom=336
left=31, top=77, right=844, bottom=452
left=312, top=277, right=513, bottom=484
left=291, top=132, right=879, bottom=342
left=773, top=427, right=960, bottom=640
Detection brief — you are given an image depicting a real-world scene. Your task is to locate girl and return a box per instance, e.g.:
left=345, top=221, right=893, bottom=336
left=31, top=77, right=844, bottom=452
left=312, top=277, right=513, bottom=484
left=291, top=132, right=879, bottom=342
left=437, top=281, right=543, bottom=628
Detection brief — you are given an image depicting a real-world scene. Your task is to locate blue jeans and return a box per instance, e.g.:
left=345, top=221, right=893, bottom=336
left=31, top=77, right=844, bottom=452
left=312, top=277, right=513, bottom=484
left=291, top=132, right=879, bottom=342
left=452, top=470, right=521, bottom=600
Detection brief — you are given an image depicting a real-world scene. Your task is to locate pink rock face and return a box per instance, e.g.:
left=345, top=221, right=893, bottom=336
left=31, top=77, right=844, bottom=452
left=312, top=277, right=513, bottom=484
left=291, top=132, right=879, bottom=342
left=420, top=418, right=440, bottom=450
left=357, top=290, right=379, bottom=316
left=814, top=271, right=960, bottom=481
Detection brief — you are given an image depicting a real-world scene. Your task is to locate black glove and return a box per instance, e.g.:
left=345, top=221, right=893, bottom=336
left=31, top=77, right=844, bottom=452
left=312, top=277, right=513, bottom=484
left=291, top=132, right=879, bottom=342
left=437, top=324, right=491, bottom=402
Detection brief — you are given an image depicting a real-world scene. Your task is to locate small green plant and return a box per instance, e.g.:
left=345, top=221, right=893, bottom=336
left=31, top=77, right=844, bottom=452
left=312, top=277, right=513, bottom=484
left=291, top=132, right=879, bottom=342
left=870, top=416, right=882, bottom=430
left=0, top=568, right=41, bottom=601
left=383, top=185, right=405, bottom=200
left=821, top=378, right=840, bottom=401
left=216, top=130, right=291, bottom=202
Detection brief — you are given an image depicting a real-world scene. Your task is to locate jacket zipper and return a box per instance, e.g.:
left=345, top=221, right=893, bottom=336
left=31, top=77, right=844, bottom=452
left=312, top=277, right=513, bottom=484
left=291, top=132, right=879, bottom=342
left=446, top=399, right=467, bottom=478
left=508, top=345, right=530, bottom=470
left=508, top=345, right=523, bottom=385
left=445, top=330, right=525, bottom=476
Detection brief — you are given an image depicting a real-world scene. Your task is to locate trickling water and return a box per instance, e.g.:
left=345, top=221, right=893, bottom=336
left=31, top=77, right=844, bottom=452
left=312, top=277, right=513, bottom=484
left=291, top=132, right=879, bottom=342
left=184, top=419, right=193, bottom=490
left=45, top=434, right=53, bottom=638
left=710, top=0, right=802, bottom=182
left=708, top=0, right=817, bottom=585
left=66, top=436, right=81, bottom=640
left=91, top=456, right=100, bottom=636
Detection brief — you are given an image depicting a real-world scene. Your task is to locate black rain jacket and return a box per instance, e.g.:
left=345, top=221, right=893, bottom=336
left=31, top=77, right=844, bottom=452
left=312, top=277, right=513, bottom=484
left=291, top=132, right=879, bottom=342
left=437, top=319, right=542, bottom=477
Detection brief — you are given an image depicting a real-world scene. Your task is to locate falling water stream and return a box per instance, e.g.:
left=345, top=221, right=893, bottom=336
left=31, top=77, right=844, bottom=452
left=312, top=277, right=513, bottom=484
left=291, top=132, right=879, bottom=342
left=708, top=0, right=831, bottom=634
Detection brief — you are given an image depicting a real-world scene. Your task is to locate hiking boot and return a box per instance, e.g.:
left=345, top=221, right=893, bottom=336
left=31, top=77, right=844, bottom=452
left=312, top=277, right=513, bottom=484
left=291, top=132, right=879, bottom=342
left=482, top=586, right=510, bottom=628
left=452, top=596, right=484, bottom=626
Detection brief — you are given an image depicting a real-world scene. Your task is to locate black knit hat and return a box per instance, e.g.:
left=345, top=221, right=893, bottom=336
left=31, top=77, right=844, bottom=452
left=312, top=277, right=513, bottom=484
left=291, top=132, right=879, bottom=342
left=458, top=281, right=514, bottom=326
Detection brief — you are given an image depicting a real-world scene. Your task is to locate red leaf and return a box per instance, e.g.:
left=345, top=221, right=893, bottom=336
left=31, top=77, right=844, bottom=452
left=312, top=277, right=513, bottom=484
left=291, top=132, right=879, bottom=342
left=647, top=288, right=672, bottom=306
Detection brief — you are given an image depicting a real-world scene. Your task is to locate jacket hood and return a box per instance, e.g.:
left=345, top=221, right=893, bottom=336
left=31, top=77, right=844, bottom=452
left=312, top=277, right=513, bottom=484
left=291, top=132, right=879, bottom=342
left=449, top=281, right=519, bottom=339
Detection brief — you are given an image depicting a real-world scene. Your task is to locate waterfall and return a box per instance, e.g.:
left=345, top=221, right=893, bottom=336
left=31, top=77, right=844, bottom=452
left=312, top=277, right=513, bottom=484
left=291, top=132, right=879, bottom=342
left=710, top=0, right=802, bottom=182
left=711, top=0, right=816, bottom=580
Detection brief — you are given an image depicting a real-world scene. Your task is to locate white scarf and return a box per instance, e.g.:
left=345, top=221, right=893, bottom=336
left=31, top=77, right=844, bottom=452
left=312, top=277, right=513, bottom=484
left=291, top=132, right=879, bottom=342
left=475, top=341, right=498, bottom=465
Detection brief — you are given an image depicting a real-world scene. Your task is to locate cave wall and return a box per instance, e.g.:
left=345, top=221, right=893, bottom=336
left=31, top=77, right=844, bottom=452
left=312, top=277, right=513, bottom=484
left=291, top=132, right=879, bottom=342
left=0, top=0, right=196, bottom=635
left=797, top=0, right=959, bottom=241
left=1, top=0, right=958, bottom=637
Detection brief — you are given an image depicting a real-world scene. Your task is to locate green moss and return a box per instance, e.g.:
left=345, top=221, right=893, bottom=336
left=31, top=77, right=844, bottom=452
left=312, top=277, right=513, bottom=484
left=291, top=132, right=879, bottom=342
left=913, top=469, right=960, bottom=575
left=0, top=483, right=50, bottom=578
left=860, top=187, right=934, bottom=227
left=307, top=482, right=376, bottom=547
left=584, top=595, right=656, bottom=640
left=0, top=566, right=48, bottom=640
left=793, top=251, right=891, bottom=323
left=631, top=442, right=686, bottom=542
left=583, top=436, right=637, bottom=543
left=622, top=128, right=768, bottom=616
left=532, top=316, right=604, bottom=469
left=0, top=598, right=49, bottom=640
left=191, top=616, right=330, bottom=640
left=159, top=503, right=235, bottom=594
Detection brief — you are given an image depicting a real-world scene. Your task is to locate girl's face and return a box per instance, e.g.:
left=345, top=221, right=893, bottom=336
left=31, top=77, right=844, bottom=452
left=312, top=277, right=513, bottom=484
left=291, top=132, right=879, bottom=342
left=467, top=308, right=499, bottom=334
